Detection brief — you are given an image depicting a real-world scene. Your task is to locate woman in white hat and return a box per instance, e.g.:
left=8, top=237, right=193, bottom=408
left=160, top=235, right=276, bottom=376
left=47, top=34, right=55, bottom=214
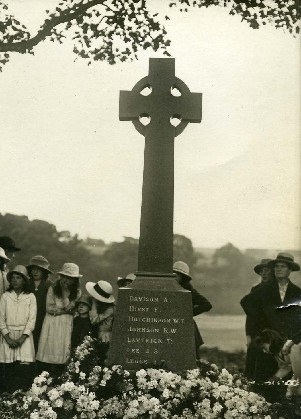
left=86, top=280, right=115, bottom=356
left=36, top=263, right=81, bottom=375
left=27, top=255, right=53, bottom=352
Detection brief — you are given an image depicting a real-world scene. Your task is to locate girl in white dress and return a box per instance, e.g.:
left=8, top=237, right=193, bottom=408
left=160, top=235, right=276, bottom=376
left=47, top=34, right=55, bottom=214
left=0, top=265, right=37, bottom=391
left=36, top=263, right=81, bottom=376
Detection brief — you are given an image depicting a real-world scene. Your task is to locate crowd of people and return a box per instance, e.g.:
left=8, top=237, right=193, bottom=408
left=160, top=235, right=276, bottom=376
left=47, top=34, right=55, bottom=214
left=0, top=235, right=213, bottom=393
left=0, top=233, right=300, bottom=411
left=0, top=236, right=116, bottom=392
left=240, top=252, right=301, bottom=410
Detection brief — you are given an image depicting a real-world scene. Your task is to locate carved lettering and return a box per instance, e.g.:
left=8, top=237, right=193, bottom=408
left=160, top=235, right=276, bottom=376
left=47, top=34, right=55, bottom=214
left=127, top=337, right=163, bottom=344
left=128, top=326, right=160, bottom=333
left=129, top=306, right=150, bottom=312
left=163, top=327, right=177, bottom=334
left=126, top=358, right=148, bottom=364
left=172, top=318, right=185, bottom=324
left=129, top=296, right=159, bottom=303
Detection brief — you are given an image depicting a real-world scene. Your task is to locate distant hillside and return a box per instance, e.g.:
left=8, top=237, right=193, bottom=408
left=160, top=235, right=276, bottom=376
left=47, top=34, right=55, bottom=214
left=1, top=213, right=300, bottom=315
left=193, top=244, right=301, bottom=315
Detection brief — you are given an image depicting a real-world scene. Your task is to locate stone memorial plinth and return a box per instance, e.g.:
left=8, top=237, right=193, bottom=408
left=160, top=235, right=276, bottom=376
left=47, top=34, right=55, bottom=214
left=107, top=277, right=196, bottom=371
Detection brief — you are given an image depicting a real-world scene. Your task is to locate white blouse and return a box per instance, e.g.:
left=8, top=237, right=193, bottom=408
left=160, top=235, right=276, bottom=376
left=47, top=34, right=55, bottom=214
left=0, top=291, right=37, bottom=336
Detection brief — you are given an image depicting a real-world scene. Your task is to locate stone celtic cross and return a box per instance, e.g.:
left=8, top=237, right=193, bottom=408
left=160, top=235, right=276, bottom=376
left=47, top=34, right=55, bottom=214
left=108, top=59, right=202, bottom=371
left=120, top=58, right=202, bottom=275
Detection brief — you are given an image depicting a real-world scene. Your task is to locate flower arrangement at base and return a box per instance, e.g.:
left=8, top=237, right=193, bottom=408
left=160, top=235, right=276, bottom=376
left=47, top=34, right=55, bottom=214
left=0, top=336, right=292, bottom=418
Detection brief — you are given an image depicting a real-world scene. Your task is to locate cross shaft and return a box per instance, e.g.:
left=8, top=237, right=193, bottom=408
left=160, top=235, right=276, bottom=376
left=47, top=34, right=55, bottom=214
left=119, top=58, right=202, bottom=274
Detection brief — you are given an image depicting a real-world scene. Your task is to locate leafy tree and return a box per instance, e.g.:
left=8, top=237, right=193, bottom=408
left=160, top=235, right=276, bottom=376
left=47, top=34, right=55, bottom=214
left=0, top=213, right=95, bottom=279
left=99, top=236, right=139, bottom=281
left=0, top=0, right=299, bottom=71
left=212, top=242, right=244, bottom=277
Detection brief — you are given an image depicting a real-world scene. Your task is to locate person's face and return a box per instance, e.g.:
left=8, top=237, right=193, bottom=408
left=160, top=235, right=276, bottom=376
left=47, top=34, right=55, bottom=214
left=175, top=273, right=183, bottom=284
left=274, top=262, right=291, bottom=280
left=77, top=302, right=90, bottom=315
left=261, top=342, right=271, bottom=354
left=11, top=273, right=24, bottom=291
left=31, top=267, right=44, bottom=281
left=259, top=266, right=271, bottom=282
left=5, top=249, right=15, bottom=261
left=60, top=275, right=74, bottom=288
left=123, top=279, right=132, bottom=287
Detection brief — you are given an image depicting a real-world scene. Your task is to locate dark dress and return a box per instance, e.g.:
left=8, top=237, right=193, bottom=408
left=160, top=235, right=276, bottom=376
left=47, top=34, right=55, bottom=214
left=244, top=278, right=301, bottom=339
left=71, top=316, right=93, bottom=349
left=241, top=278, right=301, bottom=381
left=187, top=287, right=212, bottom=359
left=241, top=282, right=276, bottom=381
left=30, top=279, right=52, bottom=352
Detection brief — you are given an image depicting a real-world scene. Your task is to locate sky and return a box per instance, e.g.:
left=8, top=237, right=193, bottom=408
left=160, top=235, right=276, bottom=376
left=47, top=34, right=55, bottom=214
left=0, top=0, right=300, bottom=250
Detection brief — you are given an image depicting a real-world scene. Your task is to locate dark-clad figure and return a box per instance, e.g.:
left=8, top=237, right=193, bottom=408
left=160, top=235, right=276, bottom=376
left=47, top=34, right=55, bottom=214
left=242, top=253, right=301, bottom=381
left=173, top=261, right=212, bottom=359
left=0, top=248, right=10, bottom=299
left=27, top=256, right=53, bottom=351
left=262, top=253, right=301, bottom=339
left=71, top=295, right=93, bottom=349
left=243, top=259, right=272, bottom=343
left=241, top=259, right=277, bottom=381
left=0, top=236, right=21, bottom=262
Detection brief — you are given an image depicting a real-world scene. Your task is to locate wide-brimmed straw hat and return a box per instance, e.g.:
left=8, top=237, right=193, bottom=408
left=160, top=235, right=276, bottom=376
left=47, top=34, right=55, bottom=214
left=173, top=261, right=191, bottom=280
left=0, top=247, right=10, bottom=262
left=268, top=252, right=300, bottom=272
left=7, top=265, right=30, bottom=282
left=117, top=273, right=136, bottom=287
left=254, top=259, right=272, bottom=275
left=86, top=280, right=115, bottom=303
left=0, top=236, right=21, bottom=252
left=27, top=255, right=53, bottom=274
left=76, top=294, right=92, bottom=309
left=57, top=263, right=82, bottom=278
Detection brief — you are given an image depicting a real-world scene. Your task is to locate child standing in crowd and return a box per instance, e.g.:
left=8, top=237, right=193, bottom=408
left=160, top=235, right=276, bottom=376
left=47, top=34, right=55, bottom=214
left=27, top=255, right=53, bottom=352
left=36, top=263, right=81, bottom=376
left=0, top=265, right=36, bottom=392
left=86, top=280, right=115, bottom=359
left=71, top=295, right=93, bottom=349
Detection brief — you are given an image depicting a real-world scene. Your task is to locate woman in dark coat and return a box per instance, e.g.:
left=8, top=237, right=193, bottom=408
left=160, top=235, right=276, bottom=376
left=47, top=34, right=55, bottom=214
left=27, top=255, right=53, bottom=352
left=240, top=259, right=278, bottom=381
left=241, top=253, right=301, bottom=382
left=173, top=261, right=212, bottom=359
